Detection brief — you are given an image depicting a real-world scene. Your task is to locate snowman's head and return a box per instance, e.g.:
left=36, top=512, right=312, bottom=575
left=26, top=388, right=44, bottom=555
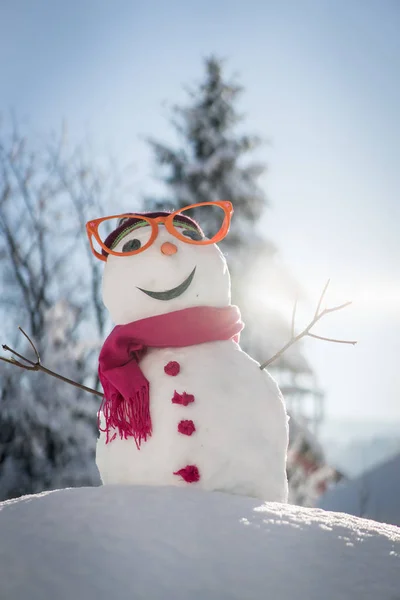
left=86, top=203, right=232, bottom=324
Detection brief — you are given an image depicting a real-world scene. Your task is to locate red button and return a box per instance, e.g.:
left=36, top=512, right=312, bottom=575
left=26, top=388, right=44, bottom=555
left=173, top=465, right=200, bottom=483
left=178, top=420, right=196, bottom=436
left=171, top=391, right=195, bottom=406
left=164, top=361, right=180, bottom=376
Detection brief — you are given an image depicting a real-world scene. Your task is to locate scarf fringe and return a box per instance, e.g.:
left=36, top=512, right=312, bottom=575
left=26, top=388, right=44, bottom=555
left=98, top=380, right=152, bottom=449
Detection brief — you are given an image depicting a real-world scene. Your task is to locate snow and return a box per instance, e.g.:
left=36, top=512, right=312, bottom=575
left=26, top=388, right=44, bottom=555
left=0, top=300, right=100, bottom=501
left=99, top=224, right=288, bottom=501
left=241, top=304, right=312, bottom=374
left=102, top=224, right=230, bottom=323
left=97, top=339, right=288, bottom=501
left=0, top=485, right=399, bottom=600
left=318, top=452, right=400, bottom=526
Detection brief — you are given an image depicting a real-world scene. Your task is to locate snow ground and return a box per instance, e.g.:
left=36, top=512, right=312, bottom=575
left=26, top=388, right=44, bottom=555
left=0, top=485, right=399, bottom=600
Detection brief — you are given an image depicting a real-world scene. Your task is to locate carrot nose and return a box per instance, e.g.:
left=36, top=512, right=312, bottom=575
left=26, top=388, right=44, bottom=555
left=161, top=242, right=178, bottom=255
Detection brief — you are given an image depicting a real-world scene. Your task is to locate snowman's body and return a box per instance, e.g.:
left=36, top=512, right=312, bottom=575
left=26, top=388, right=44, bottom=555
left=97, top=340, right=288, bottom=501
left=96, top=211, right=289, bottom=502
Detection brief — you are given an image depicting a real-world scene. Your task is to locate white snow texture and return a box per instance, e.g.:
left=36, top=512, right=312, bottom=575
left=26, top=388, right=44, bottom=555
left=0, top=485, right=399, bottom=600
left=98, top=224, right=289, bottom=501
left=97, top=340, right=288, bottom=501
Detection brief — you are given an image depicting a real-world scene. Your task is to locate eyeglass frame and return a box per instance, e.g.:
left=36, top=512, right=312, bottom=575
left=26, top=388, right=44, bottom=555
left=86, top=200, right=234, bottom=262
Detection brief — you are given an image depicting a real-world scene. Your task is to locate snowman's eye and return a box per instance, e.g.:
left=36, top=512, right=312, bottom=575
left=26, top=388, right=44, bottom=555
left=122, top=239, right=141, bottom=253
left=181, top=229, right=203, bottom=241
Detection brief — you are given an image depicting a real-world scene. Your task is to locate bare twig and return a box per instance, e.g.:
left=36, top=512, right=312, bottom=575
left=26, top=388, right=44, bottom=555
left=19, top=325, right=40, bottom=361
left=260, top=281, right=357, bottom=370
left=323, top=301, right=353, bottom=314
left=1, top=327, right=104, bottom=398
left=314, top=278, right=330, bottom=319
left=1, top=343, right=36, bottom=366
left=291, top=298, right=298, bottom=338
left=308, top=333, right=357, bottom=345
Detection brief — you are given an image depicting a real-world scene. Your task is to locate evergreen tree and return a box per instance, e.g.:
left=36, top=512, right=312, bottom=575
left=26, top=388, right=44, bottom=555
left=146, top=56, right=275, bottom=263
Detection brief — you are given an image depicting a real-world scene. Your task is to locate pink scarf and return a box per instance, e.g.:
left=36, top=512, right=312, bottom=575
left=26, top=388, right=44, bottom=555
left=98, top=305, right=243, bottom=447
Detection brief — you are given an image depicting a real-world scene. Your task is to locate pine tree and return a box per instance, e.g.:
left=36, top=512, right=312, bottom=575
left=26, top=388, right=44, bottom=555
left=146, top=56, right=275, bottom=263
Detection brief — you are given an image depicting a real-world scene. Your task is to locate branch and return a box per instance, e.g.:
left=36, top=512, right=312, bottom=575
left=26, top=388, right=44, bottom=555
left=307, top=333, right=356, bottom=345
left=0, top=210, right=37, bottom=320
left=7, top=136, right=51, bottom=323
left=259, top=281, right=357, bottom=370
left=314, top=278, right=330, bottom=319
left=291, top=298, right=298, bottom=338
left=1, top=327, right=104, bottom=398
left=53, top=157, right=106, bottom=337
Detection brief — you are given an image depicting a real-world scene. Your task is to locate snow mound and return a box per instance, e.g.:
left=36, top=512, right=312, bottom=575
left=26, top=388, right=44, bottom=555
left=0, top=486, right=399, bottom=600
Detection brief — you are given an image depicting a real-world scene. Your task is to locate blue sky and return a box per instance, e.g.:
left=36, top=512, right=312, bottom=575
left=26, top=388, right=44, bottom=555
left=1, top=0, right=400, bottom=422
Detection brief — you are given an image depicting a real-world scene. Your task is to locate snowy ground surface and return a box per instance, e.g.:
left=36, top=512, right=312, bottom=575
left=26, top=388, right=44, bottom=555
left=0, top=485, right=399, bottom=600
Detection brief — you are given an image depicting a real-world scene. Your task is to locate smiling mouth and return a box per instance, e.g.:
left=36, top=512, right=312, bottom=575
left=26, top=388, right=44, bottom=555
left=137, top=267, right=196, bottom=301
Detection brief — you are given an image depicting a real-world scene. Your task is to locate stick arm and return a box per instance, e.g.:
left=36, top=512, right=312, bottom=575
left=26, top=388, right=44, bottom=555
left=1, top=327, right=104, bottom=398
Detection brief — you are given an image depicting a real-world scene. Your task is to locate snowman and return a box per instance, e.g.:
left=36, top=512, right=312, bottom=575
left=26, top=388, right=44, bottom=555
left=86, top=201, right=289, bottom=502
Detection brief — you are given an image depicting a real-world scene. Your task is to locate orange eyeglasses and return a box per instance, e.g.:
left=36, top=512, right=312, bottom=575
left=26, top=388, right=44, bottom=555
left=86, top=201, right=233, bottom=262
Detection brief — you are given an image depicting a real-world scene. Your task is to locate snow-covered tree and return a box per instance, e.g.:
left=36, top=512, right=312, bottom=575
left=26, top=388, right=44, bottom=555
left=0, top=120, right=127, bottom=499
left=0, top=300, right=100, bottom=500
